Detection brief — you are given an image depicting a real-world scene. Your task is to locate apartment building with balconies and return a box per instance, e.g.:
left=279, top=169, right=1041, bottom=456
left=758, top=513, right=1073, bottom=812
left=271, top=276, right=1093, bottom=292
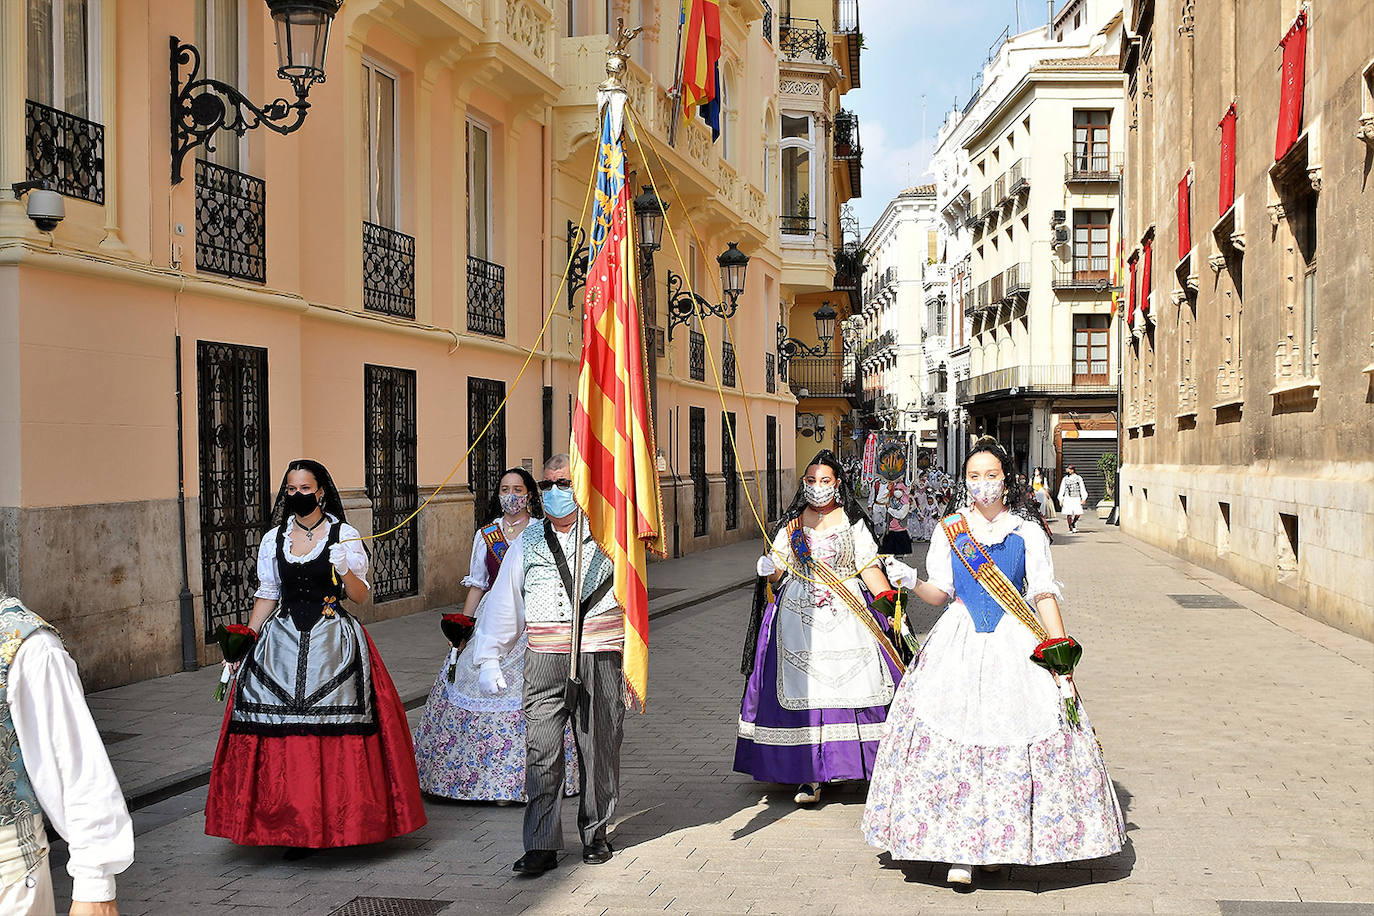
left=958, top=6, right=1125, bottom=496
left=773, top=0, right=865, bottom=472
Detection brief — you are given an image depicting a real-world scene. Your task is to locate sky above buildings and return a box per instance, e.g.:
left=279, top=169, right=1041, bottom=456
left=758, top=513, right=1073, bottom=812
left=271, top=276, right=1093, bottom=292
left=849, top=0, right=1054, bottom=234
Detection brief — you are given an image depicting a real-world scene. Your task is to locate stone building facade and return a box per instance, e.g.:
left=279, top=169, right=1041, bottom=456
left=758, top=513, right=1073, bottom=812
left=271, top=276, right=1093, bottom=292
left=1119, top=0, right=1374, bottom=638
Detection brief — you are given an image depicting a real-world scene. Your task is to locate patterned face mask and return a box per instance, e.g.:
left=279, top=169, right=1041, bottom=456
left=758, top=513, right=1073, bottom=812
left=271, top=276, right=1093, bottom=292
left=966, top=478, right=1006, bottom=506
left=802, top=482, right=838, bottom=508
left=499, top=493, right=528, bottom=515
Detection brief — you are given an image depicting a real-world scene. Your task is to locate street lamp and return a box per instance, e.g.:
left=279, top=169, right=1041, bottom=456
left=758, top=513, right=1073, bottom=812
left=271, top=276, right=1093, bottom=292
left=665, top=242, right=751, bottom=338
left=171, top=0, right=343, bottom=183
left=633, top=185, right=667, bottom=252
left=776, top=303, right=840, bottom=374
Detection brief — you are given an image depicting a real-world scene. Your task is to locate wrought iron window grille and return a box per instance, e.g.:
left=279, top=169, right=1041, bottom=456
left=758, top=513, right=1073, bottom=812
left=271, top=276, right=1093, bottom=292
left=362, top=221, right=416, bottom=318
left=765, top=352, right=777, bottom=393
left=722, top=412, right=738, bottom=531
left=24, top=99, right=105, bottom=204
left=196, top=340, right=270, bottom=638
left=689, top=329, right=706, bottom=381
left=467, top=255, right=506, bottom=337
left=689, top=407, right=708, bottom=538
left=195, top=160, right=266, bottom=283
left=468, top=377, right=508, bottom=525
left=762, top=0, right=773, bottom=43
left=765, top=415, right=778, bottom=522
left=722, top=340, right=737, bottom=388
left=365, top=364, right=419, bottom=601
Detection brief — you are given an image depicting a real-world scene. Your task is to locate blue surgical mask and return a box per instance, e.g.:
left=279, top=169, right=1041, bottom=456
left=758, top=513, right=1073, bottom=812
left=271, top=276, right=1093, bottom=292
left=542, top=486, right=578, bottom=518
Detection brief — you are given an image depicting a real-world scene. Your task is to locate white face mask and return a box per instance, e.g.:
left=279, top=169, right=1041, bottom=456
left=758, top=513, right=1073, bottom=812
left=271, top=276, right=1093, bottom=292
left=967, top=478, right=1006, bottom=507
left=803, top=482, right=838, bottom=508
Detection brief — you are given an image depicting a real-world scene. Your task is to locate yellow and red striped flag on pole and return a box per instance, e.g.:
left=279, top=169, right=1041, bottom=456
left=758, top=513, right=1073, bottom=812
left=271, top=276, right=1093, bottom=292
left=570, top=92, right=666, bottom=709
left=680, top=0, right=721, bottom=116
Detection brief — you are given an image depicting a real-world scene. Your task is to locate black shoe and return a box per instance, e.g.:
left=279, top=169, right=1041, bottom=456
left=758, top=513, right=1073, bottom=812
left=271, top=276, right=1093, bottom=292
left=513, top=850, right=559, bottom=876
left=582, top=840, right=614, bottom=864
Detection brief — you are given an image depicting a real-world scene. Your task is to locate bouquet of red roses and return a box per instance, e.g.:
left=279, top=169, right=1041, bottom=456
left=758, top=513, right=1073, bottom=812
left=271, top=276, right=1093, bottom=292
left=441, top=613, right=476, bottom=683
left=213, top=623, right=258, bottom=701
left=1031, top=636, right=1083, bottom=726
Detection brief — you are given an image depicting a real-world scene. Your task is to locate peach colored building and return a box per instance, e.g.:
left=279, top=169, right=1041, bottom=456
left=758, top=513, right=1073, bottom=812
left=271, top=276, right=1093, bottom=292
left=0, top=0, right=795, bottom=688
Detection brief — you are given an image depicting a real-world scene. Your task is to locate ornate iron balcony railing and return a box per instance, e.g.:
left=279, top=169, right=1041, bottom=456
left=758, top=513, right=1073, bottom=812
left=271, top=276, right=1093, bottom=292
left=762, top=0, right=773, bottom=43
left=1004, top=262, right=1031, bottom=298
left=363, top=222, right=416, bottom=319
left=25, top=99, right=104, bottom=204
left=781, top=213, right=815, bottom=235
left=955, top=363, right=1117, bottom=404
left=466, top=255, right=506, bottom=337
left=788, top=355, right=857, bottom=398
left=1052, top=260, right=1113, bottom=290
left=779, top=16, right=828, bottom=61
left=1008, top=158, right=1030, bottom=196
left=1065, top=150, right=1124, bottom=181
left=195, top=160, right=266, bottom=283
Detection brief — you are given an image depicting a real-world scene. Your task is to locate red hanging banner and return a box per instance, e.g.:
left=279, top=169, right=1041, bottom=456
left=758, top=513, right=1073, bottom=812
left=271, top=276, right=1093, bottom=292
left=1275, top=11, right=1307, bottom=161
left=1141, top=236, right=1153, bottom=321
left=1127, top=253, right=1139, bottom=327
left=1177, top=170, right=1192, bottom=261
left=1219, top=104, right=1237, bottom=215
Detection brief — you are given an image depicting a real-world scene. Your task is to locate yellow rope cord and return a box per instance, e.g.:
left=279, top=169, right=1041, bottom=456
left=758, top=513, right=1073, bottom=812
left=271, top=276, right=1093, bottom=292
left=339, top=149, right=601, bottom=546
left=625, top=106, right=875, bottom=592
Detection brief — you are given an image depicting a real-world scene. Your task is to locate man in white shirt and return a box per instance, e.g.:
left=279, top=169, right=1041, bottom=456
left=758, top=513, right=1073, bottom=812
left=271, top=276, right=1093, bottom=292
left=0, top=590, right=134, bottom=915
left=1057, top=465, right=1088, bottom=533
left=470, top=454, right=624, bottom=877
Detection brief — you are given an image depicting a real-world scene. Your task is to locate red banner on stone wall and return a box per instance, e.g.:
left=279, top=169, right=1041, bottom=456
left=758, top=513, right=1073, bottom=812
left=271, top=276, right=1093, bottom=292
left=1275, top=11, right=1307, bottom=161
left=1177, top=171, right=1192, bottom=261
left=1141, top=236, right=1153, bottom=322
left=1127, top=253, right=1139, bottom=327
left=1218, top=104, right=1237, bottom=215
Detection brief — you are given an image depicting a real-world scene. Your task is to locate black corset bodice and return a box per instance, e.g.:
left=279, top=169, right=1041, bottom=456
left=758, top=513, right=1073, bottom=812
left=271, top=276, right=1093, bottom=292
left=276, top=521, right=348, bottom=631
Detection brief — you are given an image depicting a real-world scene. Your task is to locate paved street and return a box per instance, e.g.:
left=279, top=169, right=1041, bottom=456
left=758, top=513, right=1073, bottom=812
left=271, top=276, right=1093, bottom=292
left=56, top=523, right=1373, bottom=916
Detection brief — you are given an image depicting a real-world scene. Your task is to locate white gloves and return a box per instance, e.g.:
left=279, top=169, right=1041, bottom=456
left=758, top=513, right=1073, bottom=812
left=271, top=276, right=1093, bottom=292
left=329, top=543, right=350, bottom=575
left=884, top=557, right=921, bottom=589
left=756, top=554, right=777, bottom=577
left=328, top=543, right=366, bottom=578
left=478, top=659, right=508, bottom=695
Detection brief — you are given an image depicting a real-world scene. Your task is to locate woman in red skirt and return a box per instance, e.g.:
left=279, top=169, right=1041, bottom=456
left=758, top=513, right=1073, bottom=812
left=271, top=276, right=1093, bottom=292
left=205, top=459, right=425, bottom=857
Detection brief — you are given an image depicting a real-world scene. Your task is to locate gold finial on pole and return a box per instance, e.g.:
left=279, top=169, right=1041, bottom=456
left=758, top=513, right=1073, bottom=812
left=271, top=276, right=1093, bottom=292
left=601, top=17, right=642, bottom=91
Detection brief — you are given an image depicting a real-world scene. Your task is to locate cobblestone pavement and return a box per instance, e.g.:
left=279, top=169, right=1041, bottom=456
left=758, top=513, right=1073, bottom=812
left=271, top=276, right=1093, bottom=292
left=54, top=523, right=1373, bottom=915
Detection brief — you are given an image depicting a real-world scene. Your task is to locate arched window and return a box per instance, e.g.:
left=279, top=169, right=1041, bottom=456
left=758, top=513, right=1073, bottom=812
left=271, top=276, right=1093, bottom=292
left=780, top=111, right=814, bottom=235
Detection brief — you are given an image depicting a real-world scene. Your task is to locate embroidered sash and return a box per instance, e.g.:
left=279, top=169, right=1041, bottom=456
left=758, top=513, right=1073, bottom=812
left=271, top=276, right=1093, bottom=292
left=785, top=519, right=906, bottom=675
left=940, top=513, right=1049, bottom=643
left=480, top=522, right=509, bottom=565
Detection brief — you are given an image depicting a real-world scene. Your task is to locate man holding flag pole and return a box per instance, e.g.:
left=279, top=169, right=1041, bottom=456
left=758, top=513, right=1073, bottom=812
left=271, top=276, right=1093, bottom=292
left=469, top=26, right=663, bottom=878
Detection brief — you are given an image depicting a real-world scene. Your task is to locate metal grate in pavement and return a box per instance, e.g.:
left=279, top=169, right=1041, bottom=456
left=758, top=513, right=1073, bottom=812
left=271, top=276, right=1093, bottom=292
left=1168, top=593, right=1244, bottom=608
left=647, top=587, right=683, bottom=600
left=327, top=898, right=452, bottom=916
left=1219, top=903, right=1374, bottom=916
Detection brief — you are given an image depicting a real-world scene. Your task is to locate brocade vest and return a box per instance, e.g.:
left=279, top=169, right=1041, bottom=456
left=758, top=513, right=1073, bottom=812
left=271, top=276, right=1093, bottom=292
left=520, top=521, right=619, bottom=625
left=951, top=531, right=1028, bottom=633
left=0, top=598, right=56, bottom=883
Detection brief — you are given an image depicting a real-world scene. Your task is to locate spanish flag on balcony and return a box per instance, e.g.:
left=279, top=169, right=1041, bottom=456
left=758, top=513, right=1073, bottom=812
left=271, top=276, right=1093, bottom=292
left=681, top=0, right=722, bottom=115
left=570, top=91, right=666, bottom=708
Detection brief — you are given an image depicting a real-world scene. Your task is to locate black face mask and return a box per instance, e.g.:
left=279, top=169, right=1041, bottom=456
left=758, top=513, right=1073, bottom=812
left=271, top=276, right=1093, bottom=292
left=284, top=491, right=321, bottom=518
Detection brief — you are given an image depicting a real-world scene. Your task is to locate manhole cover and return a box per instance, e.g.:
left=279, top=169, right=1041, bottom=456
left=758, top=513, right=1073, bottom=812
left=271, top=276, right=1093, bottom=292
left=1220, top=903, right=1374, bottom=916
left=1168, top=593, right=1243, bottom=608
left=327, top=898, right=451, bottom=916
left=647, top=587, right=683, bottom=600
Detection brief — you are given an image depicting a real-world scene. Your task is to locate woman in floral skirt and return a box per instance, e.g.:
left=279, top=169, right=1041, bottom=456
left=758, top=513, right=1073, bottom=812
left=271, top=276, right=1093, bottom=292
left=863, top=438, right=1124, bottom=889
left=412, top=468, right=577, bottom=802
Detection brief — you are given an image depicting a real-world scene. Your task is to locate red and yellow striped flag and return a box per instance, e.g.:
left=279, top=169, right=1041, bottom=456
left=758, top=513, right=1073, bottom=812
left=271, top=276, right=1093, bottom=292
left=680, top=0, right=722, bottom=115
left=571, top=94, right=665, bottom=708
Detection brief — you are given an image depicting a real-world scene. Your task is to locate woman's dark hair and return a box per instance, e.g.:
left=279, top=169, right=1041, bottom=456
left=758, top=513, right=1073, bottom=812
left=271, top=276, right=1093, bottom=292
left=943, top=437, right=1051, bottom=538
left=778, top=449, right=875, bottom=538
left=487, top=466, right=544, bottom=521
left=269, top=458, right=348, bottom=529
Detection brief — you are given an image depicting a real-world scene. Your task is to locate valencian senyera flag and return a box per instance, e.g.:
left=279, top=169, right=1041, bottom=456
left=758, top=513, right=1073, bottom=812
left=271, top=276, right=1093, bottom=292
left=570, top=91, right=666, bottom=708
left=681, top=0, right=721, bottom=116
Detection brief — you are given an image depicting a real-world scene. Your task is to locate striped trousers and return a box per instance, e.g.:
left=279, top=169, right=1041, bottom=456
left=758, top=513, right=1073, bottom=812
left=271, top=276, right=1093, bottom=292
left=522, top=650, right=625, bottom=851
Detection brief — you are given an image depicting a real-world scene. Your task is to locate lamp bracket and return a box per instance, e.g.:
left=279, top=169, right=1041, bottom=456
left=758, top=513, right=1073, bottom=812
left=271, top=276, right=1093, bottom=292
left=665, top=269, right=735, bottom=338
left=171, top=37, right=313, bottom=184
left=567, top=220, right=590, bottom=310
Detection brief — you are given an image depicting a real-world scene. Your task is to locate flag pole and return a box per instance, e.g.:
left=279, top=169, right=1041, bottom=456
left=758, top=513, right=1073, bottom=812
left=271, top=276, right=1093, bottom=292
left=667, top=2, right=687, bottom=146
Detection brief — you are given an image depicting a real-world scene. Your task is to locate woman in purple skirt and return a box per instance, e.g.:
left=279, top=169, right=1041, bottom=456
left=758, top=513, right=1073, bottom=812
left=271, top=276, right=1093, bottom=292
left=735, top=451, right=903, bottom=806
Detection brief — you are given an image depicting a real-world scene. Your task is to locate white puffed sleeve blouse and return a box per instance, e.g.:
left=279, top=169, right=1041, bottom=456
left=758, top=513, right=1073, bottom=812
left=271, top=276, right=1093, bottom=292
left=253, top=514, right=370, bottom=601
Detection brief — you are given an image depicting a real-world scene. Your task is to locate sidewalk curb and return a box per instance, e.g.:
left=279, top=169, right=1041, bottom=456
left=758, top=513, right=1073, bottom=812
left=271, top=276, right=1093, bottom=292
left=122, top=578, right=755, bottom=814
